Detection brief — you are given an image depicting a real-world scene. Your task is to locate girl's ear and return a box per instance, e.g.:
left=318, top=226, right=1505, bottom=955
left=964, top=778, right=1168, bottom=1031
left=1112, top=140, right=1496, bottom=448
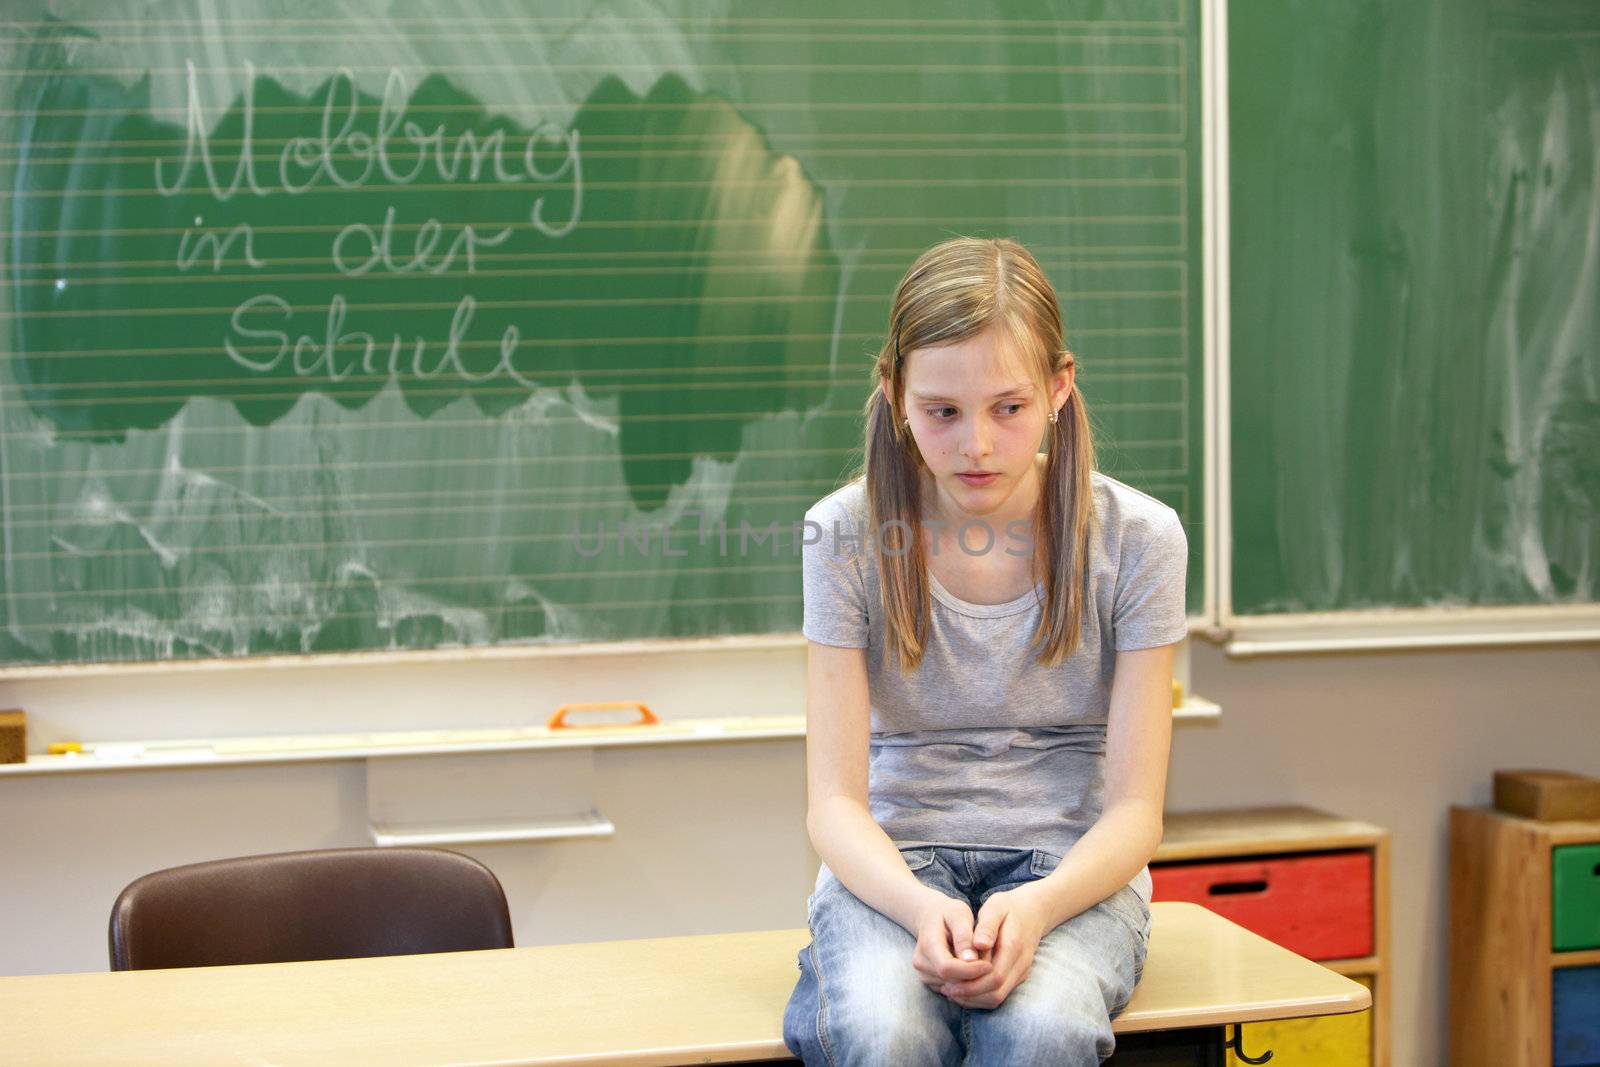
left=1051, top=363, right=1075, bottom=409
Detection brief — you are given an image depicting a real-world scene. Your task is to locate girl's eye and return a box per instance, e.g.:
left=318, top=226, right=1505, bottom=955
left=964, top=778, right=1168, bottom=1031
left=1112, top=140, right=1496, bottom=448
left=924, top=403, right=1025, bottom=420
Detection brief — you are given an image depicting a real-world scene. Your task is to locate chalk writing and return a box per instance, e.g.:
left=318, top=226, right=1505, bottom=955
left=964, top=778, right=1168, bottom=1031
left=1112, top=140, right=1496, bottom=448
left=152, top=62, right=578, bottom=392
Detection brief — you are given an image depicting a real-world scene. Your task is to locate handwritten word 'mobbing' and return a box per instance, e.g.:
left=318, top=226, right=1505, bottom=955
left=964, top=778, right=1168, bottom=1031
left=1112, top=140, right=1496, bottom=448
left=153, top=62, right=581, bottom=237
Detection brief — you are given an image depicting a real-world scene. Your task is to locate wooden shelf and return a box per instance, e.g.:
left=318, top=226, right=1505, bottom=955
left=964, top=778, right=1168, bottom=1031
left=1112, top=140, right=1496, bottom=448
left=1448, top=805, right=1600, bottom=1066
left=1551, top=948, right=1600, bottom=970
left=1156, top=805, right=1389, bottom=862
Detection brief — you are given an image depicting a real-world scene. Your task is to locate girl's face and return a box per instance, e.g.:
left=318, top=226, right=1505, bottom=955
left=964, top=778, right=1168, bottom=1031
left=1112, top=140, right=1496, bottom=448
left=891, top=327, right=1073, bottom=521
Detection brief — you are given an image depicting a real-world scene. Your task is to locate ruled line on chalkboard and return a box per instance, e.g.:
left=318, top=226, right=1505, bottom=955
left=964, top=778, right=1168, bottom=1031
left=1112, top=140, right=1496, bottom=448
left=7, top=243, right=1184, bottom=267
left=3, top=374, right=838, bottom=395
left=6, top=248, right=1187, bottom=272
left=0, top=37, right=1181, bottom=55
left=0, top=65, right=1181, bottom=84
left=0, top=145, right=1189, bottom=165
left=0, top=331, right=1187, bottom=360
left=0, top=24, right=1184, bottom=40
left=0, top=446, right=864, bottom=483
left=0, top=595, right=809, bottom=635
left=0, top=398, right=1186, bottom=438
left=0, top=100, right=1184, bottom=118
left=0, top=396, right=873, bottom=416
left=0, top=176, right=1182, bottom=203
left=0, top=485, right=849, bottom=527
left=0, top=477, right=1195, bottom=551
left=1, top=289, right=1187, bottom=321
left=4, top=468, right=1189, bottom=522
left=5, top=562, right=827, bottom=603
left=12, top=262, right=1188, bottom=289
left=0, top=476, right=850, bottom=516
left=1, top=215, right=1184, bottom=239
left=0, top=368, right=1183, bottom=398
left=1, top=364, right=1185, bottom=391
left=0, top=376, right=838, bottom=402
left=0, top=350, right=859, bottom=366
left=0, top=14, right=1183, bottom=30
left=8, top=470, right=1188, bottom=562
left=12, top=478, right=1201, bottom=532
left=5, top=133, right=1187, bottom=151
left=0, top=443, right=1188, bottom=484
left=12, top=489, right=1196, bottom=564
left=8, top=532, right=846, bottom=564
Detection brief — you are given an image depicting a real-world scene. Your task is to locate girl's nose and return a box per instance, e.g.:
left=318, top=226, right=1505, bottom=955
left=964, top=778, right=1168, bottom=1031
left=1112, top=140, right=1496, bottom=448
left=961, top=417, right=993, bottom=459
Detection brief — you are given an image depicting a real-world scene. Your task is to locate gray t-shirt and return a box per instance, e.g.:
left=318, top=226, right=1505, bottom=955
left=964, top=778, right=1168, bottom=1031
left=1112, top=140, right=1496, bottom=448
left=801, top=470, right=1189, bottom=903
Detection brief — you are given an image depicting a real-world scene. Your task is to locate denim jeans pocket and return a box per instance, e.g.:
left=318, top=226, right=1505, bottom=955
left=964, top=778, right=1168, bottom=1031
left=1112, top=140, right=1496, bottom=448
left=898, top=846, right=936, bottom=871
left=1028, top=848, right=1061, bottom=878
left=1099, top=885, right=1151, bottom=948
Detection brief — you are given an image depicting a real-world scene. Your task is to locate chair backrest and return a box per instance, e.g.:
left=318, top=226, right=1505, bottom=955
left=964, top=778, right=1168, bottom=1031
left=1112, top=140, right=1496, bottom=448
left=108, top=846, right=514, bottom=971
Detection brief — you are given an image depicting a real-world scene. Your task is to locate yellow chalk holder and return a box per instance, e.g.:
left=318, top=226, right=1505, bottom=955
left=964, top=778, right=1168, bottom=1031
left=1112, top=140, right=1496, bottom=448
left=0, top=710, right=25, bottom=764
left=48, top=742, right=83, bottom=756
left=1172, top=680, right=1184, bottom=709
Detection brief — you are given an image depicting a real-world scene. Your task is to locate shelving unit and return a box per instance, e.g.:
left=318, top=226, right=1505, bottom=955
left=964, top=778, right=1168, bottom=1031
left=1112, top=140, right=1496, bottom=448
left=1449, top=806, right=1600, bottom=1067
left=1152, top=805, right=1391, bottom=1067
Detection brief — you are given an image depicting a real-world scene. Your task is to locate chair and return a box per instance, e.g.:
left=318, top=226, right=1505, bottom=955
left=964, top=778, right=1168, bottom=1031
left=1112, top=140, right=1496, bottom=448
left=108, top=846, right=513, bottom=971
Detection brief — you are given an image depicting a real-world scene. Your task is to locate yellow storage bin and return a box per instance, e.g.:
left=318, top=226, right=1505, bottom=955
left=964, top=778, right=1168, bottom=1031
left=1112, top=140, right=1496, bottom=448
left=1227, top=974, right=1373, bottom=1066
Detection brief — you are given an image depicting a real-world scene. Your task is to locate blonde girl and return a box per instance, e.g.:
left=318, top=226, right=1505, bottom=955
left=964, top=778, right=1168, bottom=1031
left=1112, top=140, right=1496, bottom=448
left=782, top=237, right=1188, bottom=1065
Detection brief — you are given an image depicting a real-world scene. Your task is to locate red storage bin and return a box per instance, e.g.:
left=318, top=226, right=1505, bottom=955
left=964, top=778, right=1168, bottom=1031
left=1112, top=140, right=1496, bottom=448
left=1150, top=849, right=1373, bottom=960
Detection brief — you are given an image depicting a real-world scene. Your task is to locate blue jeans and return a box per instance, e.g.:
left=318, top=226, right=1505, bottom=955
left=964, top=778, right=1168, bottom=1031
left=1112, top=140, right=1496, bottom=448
left=783, top=846, right=1150, bottom=1066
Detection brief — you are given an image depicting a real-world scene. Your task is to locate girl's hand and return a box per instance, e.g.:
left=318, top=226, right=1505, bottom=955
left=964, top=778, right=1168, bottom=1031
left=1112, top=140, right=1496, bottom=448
left=908, top=889, right=992, bottom=994
left=939, top=886, right=1049, bottom=1009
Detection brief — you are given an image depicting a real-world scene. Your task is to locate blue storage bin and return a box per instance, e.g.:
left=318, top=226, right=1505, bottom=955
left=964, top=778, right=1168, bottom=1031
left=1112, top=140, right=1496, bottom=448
left=1554, top=966, right=1600, bottom=1067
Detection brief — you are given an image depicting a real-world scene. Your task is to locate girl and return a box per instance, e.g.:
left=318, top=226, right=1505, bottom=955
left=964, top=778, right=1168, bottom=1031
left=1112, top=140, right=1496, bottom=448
left=782, top=237, right=1188, bottom=1065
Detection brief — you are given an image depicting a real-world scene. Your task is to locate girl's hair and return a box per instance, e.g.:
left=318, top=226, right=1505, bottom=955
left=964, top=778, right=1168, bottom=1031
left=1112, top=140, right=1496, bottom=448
left=851, top=236, right=1097, bottom=672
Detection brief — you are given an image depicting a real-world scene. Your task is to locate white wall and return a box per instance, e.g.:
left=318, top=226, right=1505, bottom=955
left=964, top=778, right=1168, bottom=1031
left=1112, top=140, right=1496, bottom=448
left=2, top=638, right=1596, bottom=1066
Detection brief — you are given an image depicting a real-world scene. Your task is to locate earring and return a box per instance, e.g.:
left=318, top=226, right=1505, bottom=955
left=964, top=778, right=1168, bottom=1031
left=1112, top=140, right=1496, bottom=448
left=903, top=418, right=910, bottom=428
left=1048, top=410, right=1058, bottom=424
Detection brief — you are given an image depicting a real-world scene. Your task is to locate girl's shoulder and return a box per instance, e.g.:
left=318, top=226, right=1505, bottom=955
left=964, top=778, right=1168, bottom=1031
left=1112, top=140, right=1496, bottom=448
left=1089, top=470, right=1187, bottom=553
left=805, top=476, right=869, bottom=528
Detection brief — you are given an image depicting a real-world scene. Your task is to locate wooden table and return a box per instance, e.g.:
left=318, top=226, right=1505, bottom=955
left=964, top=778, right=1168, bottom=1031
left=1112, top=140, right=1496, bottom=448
left=0, top=902, right=1369, bottom=1066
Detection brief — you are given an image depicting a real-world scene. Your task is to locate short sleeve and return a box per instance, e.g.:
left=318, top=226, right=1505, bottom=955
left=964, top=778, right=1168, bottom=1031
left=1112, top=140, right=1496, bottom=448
left=1111, top=508, right=1189, bottom=651
left=801, top=500, right=869, bottom=648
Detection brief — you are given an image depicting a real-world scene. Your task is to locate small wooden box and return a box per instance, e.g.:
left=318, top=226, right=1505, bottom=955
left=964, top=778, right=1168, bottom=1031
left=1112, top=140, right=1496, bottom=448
left=1494, top=770, right=1600, bottom=822
left=0, top=709, right=24, bottom=764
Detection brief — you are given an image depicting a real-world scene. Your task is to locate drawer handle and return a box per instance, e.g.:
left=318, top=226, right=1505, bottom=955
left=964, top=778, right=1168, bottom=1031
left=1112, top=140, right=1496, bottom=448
left=547, top=702, right=660, bottom=729
left=1209, top=879, right=1268, bottom=896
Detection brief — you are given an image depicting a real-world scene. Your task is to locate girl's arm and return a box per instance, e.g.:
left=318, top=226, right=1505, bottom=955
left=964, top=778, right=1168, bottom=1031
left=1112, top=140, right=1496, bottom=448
left=803, top=639, right=949, bottom=932
left=807, top=640, right=993, bottom=994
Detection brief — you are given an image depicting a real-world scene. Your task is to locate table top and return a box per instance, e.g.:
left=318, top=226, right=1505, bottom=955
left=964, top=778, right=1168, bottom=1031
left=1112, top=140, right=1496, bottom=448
left=0, top=901, right=1370, bottom=1066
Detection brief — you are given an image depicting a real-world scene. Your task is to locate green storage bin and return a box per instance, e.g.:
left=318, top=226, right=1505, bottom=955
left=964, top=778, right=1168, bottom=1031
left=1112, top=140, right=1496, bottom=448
left=1553, top=843, right=1600, bottom=951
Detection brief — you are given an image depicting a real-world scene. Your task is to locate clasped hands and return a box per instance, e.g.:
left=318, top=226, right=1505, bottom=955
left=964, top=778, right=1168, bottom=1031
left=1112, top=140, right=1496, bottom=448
left=909, top=883, right=1050, bottom=1010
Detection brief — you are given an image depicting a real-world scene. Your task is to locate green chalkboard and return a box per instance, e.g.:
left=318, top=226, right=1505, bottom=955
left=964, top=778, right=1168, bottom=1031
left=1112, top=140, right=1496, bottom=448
left=1230, top=0, right=1600, bottom=614
left=0, top=1, right=1206, bottom=667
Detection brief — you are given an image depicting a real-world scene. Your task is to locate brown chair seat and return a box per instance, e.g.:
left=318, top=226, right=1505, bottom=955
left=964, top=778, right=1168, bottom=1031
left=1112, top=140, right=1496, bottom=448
left=109, top=846, right=513, bottom=971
